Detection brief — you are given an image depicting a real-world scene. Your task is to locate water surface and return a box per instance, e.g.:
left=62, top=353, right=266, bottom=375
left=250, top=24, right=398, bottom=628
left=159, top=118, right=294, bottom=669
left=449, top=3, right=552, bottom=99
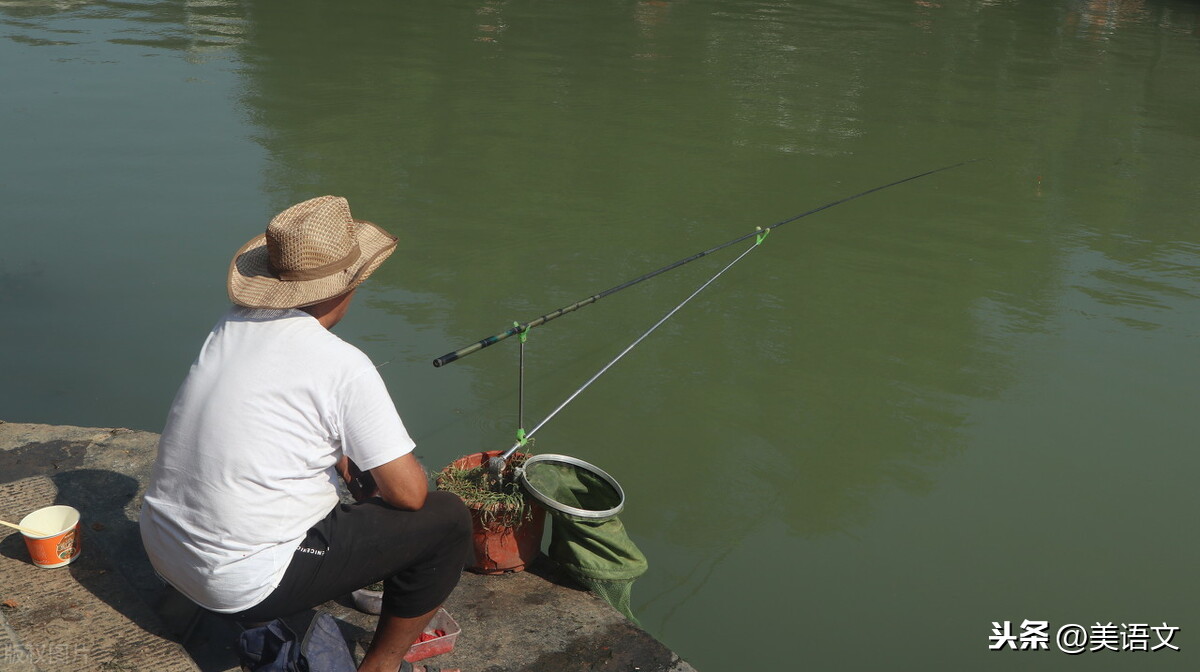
left=3, top=1, right=1199, bottom=669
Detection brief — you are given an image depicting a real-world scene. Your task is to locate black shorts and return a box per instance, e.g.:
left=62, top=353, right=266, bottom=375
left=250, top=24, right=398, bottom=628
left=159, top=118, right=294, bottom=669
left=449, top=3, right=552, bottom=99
left=227, top=491, right=471, bottom=621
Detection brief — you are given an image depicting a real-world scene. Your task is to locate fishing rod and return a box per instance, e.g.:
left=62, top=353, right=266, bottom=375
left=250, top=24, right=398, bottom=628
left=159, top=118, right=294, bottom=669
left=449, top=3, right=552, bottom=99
left=433, top=158, right=977, bottom=368
left=488, top=232, right=767, bottom=477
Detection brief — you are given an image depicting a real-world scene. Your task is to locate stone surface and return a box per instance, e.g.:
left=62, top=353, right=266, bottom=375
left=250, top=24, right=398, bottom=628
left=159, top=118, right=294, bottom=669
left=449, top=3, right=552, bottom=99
left=0, top=472, right=199, bottom=671
left=0, top=420, right=697, bottom=672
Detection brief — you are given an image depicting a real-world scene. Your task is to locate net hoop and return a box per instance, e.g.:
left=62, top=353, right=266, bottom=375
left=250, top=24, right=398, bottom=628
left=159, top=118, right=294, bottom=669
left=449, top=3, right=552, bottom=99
left=516, top=453, right=625, bottom=520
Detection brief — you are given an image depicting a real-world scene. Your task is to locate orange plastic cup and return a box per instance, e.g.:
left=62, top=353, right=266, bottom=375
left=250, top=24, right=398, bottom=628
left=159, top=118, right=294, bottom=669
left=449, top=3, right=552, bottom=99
left=19, top=505, right=82, bottom=568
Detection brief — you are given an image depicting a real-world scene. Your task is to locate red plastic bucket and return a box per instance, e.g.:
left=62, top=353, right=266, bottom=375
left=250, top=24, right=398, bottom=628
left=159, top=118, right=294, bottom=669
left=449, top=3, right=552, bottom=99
left=445, top=451, right=545, bottom=574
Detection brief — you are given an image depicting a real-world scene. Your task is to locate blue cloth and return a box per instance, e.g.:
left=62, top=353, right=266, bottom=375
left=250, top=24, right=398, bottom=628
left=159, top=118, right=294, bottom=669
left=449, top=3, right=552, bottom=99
left=236, top=612, right=356, bottom=672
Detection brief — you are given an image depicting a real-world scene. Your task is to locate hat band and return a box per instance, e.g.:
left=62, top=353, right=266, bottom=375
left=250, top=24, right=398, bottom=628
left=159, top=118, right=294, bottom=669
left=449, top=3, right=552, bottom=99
left=274, top=243, right=362, bottom=282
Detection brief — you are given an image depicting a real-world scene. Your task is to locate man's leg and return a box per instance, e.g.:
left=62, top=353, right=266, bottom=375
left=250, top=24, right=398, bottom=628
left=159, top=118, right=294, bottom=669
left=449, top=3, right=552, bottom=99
left=358, top=491, right=471, bottom=671
left=358, top=605, right=455, bottom=672
left=229, top=491, right=472, bottom=672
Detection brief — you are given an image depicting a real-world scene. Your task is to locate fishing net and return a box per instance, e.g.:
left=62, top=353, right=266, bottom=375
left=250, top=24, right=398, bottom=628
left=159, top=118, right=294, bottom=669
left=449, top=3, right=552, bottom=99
left=518, top=455, right=648, bottom=623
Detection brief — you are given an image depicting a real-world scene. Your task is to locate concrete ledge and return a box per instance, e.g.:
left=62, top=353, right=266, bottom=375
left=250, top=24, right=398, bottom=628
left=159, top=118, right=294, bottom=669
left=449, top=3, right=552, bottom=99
left=0, top=423, right=197, bottom=671
left=0, top=421, right=697, bottom=672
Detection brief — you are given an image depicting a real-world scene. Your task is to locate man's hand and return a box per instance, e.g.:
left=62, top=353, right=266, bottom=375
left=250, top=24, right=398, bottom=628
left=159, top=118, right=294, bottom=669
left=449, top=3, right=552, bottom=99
left=337, top=453, right=427, bottom=509
left=336, top=455, right=379, bottom=502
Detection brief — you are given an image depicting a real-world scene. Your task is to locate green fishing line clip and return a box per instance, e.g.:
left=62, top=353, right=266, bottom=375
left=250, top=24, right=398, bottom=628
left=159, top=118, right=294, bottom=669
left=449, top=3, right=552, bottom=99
left=756, top=226, right=771, bottom=246
left=514, top=321, right=530, bottom=343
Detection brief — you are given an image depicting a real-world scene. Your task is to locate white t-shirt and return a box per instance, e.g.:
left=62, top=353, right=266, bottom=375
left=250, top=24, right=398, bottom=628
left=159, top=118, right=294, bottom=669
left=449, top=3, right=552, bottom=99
left=139, top=307, right=414, bottom=613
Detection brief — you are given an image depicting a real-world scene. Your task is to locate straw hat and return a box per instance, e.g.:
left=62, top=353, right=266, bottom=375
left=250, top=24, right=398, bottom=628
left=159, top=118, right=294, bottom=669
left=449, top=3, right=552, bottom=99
left=227, top=196, right=397, bottom=309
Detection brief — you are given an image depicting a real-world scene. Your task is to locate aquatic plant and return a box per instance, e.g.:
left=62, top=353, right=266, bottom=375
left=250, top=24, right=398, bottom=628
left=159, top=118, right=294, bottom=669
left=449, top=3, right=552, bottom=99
left=436, top=454, right=533, bottom=529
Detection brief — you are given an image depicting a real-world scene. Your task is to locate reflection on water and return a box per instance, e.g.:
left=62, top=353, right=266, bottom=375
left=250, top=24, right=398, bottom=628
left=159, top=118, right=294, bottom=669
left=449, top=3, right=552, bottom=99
left=3, top=0, right=1200, bottom=669
left=1072, top=0, right=1150, bottom=39
left=473, top=0, right=508, bottom=44
left=0, top=0, right=248, bottom=60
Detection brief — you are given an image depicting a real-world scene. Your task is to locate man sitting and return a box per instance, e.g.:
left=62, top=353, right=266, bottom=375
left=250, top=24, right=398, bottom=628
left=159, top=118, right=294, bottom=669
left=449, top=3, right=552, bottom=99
left=140, top=196, right=469, bottom=672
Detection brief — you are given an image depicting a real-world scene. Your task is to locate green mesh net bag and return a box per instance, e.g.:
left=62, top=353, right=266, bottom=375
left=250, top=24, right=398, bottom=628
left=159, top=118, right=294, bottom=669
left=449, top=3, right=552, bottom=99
left=519, top=455, right=647, bottom=623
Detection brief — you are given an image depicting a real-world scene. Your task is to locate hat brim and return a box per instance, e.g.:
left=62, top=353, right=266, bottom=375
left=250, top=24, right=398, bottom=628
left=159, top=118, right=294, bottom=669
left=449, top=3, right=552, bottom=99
left=227, top=219, right=398, bottom=309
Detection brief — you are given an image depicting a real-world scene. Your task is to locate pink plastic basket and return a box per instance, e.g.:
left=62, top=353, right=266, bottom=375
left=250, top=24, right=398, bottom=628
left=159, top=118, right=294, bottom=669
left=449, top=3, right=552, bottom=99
left=404, top=608, right=460, bottom=663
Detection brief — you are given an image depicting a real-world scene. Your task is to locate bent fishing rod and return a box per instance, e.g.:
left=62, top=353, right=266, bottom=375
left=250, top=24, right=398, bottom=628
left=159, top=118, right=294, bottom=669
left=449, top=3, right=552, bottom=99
left=433, top=158, right=977, bottom=368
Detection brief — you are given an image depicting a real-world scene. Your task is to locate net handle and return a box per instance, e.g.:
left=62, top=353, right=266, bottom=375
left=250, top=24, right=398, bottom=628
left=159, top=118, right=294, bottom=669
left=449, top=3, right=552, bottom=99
left=516, top=454, right=626, bottom=520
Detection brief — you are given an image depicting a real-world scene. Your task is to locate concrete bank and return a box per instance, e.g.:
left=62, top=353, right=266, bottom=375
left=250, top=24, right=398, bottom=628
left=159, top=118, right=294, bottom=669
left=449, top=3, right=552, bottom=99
left=0, top=421, right=697, bottom=672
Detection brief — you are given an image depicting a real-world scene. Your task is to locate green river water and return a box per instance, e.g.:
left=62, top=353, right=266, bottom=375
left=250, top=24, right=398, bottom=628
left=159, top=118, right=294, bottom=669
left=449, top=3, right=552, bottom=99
left=3, top=1, right=1199, bottom=669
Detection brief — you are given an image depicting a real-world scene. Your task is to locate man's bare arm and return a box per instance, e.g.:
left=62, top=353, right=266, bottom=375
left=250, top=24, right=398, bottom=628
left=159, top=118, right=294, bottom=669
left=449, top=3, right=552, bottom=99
left=369, top=453, right=429, bottom=510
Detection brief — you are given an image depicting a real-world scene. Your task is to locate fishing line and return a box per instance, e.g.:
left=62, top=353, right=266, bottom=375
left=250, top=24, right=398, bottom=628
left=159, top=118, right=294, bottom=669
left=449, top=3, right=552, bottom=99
left=433, top=158, right=978, bottom=368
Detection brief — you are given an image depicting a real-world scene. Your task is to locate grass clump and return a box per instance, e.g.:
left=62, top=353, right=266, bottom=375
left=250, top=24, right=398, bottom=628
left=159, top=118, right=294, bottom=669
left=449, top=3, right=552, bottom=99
left=436, top=453, right=533, bottom=529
